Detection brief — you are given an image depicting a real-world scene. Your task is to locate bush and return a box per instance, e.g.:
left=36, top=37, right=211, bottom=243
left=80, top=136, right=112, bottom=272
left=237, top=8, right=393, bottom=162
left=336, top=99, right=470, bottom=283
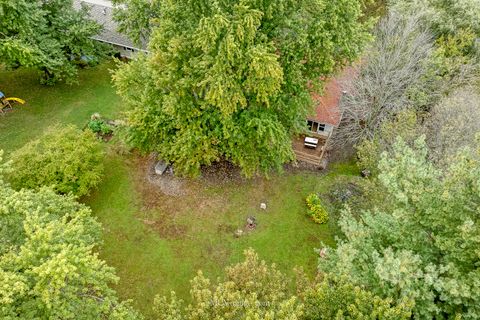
left=356, top=110, right=419, bottom=176
left=87, top=118, right=113, bottom=135
left=306, top=193, right=329, bottom=224
left=9, top=125, right=104, bottom=196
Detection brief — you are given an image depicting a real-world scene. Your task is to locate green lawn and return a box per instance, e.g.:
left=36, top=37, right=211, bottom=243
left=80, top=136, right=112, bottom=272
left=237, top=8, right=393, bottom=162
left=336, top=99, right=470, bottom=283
left=0, top=63, right=358, bottom=319
left=0, top=62, right=122, bottom=153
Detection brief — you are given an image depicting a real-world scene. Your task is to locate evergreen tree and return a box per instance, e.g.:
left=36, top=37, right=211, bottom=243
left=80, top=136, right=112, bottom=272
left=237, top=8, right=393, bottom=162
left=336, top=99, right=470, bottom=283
left=319, top=138, right=480, bottom=319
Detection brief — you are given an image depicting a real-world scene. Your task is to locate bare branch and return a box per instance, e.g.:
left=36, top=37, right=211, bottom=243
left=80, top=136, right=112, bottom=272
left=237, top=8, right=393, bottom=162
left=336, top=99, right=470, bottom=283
left=334, top=11, right=433, bottom=148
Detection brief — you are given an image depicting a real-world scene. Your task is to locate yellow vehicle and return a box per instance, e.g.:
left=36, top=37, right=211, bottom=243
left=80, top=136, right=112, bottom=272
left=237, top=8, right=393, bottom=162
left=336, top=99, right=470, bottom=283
left=0, top=91, right=26, bottom=113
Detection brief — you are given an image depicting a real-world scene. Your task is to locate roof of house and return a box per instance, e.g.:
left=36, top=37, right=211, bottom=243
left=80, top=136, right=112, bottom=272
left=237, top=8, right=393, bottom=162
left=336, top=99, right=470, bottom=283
left=307, top=67, right=355, bottom=127
left=73, top=0, right=147, bottom=50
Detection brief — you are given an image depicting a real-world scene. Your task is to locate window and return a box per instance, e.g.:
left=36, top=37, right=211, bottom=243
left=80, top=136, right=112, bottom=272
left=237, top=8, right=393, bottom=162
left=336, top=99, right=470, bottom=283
left=306, top=120, right=327, bottom=133
left=306, top=120, right=313, bottom=131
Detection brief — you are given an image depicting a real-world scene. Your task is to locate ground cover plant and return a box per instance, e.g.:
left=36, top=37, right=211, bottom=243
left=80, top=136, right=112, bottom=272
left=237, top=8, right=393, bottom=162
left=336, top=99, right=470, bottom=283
left=0, top=64, right=353, bottom=318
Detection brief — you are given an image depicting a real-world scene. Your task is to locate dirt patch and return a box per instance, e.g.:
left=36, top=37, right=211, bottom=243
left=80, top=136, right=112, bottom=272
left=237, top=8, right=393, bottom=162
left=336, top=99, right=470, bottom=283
left=307, top=234, right=321, bottom=243
left=131, top=155, right=233, bottom=238
left=143, top=155, right=187, bottom=197
left=151, top=218, right=187, bottom=239
left=136, top=209, right=188, bottom=240
left=199, top=161, right=246, bottom=186
left=131, top=155, right=195, bottom=208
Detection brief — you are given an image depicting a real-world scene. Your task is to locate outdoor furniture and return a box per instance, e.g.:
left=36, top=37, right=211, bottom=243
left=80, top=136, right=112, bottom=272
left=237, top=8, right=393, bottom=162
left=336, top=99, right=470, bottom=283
left=304, top=136, right=319, bottom=149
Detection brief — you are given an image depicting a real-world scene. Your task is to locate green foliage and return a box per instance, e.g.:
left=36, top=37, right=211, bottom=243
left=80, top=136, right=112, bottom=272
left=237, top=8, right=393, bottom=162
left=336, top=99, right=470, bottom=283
left=407, top=28, right=480, bottom=110
left=356, top=110, right=419, bottom=175
left=153, top=249, right=412, bottom=319
left=306, top=193, right=329, bottom=224
left=153, top=248, right=303, bottom=319
left=362, top=0, right=387, bottom=19
left=424, top=88, right=480, bottom=166
left=303, top=275, right=413, bottom=319
left=88, top=119, right=113, bottom=135
left=320, top=138, right=480, bottom=319
left=112, top=0, right=161, bottom=46
left=0, top=154, right=140, bottom=319
left=0, top=0, right=104, bottom=84
left=9, top=125, right=104, bottom=197
left=114, top=0, right=373, bottom=177
left=390, top=0, right=480, bottom=38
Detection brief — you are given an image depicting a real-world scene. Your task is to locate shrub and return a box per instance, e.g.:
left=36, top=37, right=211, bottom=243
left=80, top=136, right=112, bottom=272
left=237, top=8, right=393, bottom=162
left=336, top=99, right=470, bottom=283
left=9, top=125, right=104, bottom=196
left=87, top=118, right=113, bottom=135
left=306, top=193, right=329, bottom=224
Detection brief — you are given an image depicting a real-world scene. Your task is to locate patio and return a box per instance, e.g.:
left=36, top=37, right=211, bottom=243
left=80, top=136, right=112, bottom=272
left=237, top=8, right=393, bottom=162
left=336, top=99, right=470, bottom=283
left=292, top=134, right=328, bottom=167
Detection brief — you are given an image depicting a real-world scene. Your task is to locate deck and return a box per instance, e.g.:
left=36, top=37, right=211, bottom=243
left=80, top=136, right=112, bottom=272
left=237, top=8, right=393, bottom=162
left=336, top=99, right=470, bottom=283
left=292, top=134, right=328, bottom=167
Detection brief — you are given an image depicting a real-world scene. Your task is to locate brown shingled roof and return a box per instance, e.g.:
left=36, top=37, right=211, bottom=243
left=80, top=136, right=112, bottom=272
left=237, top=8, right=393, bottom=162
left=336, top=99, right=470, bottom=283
left=307, top=67, right=355, bottom=127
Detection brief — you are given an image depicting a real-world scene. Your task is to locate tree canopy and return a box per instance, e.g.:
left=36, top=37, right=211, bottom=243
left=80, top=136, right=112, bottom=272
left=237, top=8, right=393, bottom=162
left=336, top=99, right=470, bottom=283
left=0, top=0, right=103, bottom=84
left=153, top=249, right=411, bottom=319
left=0, top=152, right=140, bottom=319
left=334, top=11, right=432, bottom=148
left=424, top=87, right=480, bottom=166
left=112, top=0, right=161, bottom=46
left=114, top=0, right=372, bottom=177
left=390, top=0, right=480, bottom=37
left=8, top=125, right=104, bottom=197
left=319, top=138, right=480, bottom=319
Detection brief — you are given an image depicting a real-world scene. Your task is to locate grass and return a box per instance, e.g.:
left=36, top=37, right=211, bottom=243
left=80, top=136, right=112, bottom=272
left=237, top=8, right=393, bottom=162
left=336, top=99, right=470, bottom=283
left=85, top=153, right=356, bottom=318
left=0, top=62, right=122, bottom=153
left=0, top=63, right=359, bottom=319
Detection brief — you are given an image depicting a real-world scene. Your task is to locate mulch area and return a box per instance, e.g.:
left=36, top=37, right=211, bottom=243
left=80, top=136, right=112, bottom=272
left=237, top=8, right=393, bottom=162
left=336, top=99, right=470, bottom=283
left=135, top=153, right=329, bottom=199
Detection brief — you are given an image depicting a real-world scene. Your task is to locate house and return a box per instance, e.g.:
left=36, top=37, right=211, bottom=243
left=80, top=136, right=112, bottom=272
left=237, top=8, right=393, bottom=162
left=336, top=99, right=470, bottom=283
left=74, top=0, right=347, bottom=168
left=73, top=0, right=147, bottom=57
left=293, top=69, right=353, bottom=168
left=307, top=76, right=344, bottom=138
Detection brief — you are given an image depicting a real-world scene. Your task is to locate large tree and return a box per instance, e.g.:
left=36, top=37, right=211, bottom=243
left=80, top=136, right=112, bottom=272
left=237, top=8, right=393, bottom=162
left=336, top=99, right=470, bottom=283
left=112, top=0, right=161, bottom=46
left=153, top=249, right=411, bottom=319
left=319, top=138, right=480, bottom=319
left=424, top=87, right=480, bottom=166
left=114, top=0, right=372, bottom=177
left=333, top=11, right=433, bottom=148
left=0, top=152, right=140, bottom=319
left=390, top=0, right=480, bottom=37
left=0, top=0, right=102, bottom=84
